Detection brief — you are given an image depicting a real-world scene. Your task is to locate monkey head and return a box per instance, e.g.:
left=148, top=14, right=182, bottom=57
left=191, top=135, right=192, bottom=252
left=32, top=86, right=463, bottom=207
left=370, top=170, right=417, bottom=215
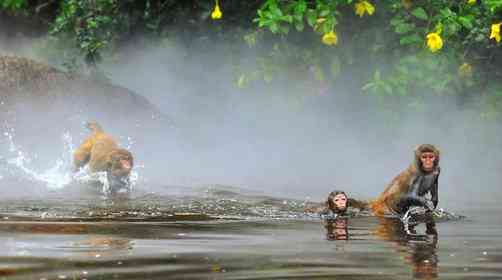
left=106, top=148, right=134, bottom=194
left=86, top=121, right=104, bottom=133
left=326, top=190, right=348, bottom=214
left=414, top=144, right=440, bottom=173
left=107, top=149, right=134, bottom=178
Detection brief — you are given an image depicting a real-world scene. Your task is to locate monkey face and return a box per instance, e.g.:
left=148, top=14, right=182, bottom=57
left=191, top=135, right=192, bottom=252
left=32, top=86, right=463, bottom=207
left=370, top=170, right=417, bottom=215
left=414, top=144, right=440, bottom=173
left=108, top=149, right=133, bottom=178
left=106, top=149, right=133, bottom=195
left=332, top=194, right=348, bottom=211
left=327, top=191, right=349, bottom=214
left=420, top=152, right=436, bottom=172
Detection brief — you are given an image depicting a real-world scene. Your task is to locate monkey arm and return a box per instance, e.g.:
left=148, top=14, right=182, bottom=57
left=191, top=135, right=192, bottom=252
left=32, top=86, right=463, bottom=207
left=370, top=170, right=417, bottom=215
left=72, top=137, right=95, bottom=172
left=348, top=198, right=370, bottom=210
left=431, top=174, right=439, bottom=209
left=73, top=149, right=90, bottom=172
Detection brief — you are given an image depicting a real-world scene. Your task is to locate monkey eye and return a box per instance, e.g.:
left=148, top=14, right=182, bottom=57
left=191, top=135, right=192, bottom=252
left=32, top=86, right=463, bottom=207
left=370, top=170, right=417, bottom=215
left=421, top=155, right=435, bottom=159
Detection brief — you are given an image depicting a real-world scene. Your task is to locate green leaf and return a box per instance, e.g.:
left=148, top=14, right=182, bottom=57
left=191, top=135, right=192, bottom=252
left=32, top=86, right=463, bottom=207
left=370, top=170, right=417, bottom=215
left=269, top=22, right=279, bottom=33
left=293, top=13, right=303, bottom=22
left=411, top=7, right=428, bottom=20
left=400, top=34, right=422, bottom=45
left=282, top=15, right=293, bottom=23
left=458, top=16, right=473, bottom=29
left=390, top=17, right=404, bottom=26
left=439, top=7, right=454, bottom=18
left=258, top=19, right=269, bottom=28
left=319, top=8, right=330, bottom=17
left=361, top=82, right=375, bottom=92
left=395, top=22, right=415, bottom=34
left=270, top=6, right=283, bottom=18
left=383, top=83, right=394, bottom=95
left=321, top=20, right=332, bottom=33
left=294, top=0, right=307, bottom=14
left=295, top=21, right=304, bottom=31
left=306, top=9, right=317, bottom=27
left=374, top=70, right=381, bottom=81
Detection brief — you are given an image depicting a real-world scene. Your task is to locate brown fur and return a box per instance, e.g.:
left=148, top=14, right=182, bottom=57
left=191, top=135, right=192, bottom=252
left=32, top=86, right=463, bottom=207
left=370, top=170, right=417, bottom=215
left=73, top=122, right=133, bottom=178
left=370, top=144, right=440, bottom=216
left=325, top=190, right=348, bottom=213
left=304, top=191, right=370, bottom=214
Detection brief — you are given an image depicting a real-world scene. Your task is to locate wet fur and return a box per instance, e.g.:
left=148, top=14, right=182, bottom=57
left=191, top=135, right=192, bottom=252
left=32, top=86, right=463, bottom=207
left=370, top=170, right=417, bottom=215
left=370, top=144, right=440, bottom=216
left=73, top=122, right=133, bottom=179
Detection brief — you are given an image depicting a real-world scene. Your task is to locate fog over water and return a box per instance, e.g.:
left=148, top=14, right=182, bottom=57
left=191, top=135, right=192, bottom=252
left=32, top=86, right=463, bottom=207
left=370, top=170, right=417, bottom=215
left=1, top=32, right=501, bottom=212
left=103, top=37, right=502, bottom=211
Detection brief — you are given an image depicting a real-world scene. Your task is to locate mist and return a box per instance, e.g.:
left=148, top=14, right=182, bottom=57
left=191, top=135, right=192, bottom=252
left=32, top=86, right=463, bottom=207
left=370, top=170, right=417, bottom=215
left=1, top=27, right=501, bottom=212
left=97, top=35, right=502, bottom=211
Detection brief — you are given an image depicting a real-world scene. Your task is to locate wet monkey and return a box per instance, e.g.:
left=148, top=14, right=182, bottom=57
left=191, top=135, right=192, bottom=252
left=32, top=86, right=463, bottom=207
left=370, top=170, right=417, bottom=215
left=371, top=144, right=440, bottom=216
left=73, top=121, right=134, bottom=193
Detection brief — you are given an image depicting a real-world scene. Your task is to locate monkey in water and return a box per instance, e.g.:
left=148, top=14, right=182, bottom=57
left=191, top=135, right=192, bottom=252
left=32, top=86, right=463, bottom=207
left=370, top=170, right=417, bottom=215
left=371, top=144, right=440, bottom=217
left=73, top=121, right=134, bottom=195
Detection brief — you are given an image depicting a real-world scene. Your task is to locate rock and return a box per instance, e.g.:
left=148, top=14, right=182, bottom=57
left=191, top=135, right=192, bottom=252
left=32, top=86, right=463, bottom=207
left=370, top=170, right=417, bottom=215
left=0, top=55, right=170, bottom=156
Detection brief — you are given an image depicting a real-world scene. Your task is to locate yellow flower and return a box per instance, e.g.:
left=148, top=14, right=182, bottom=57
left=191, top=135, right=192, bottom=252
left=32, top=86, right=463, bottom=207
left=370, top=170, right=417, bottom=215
left=458, top=63, right=473, bottom=77
left=355, top=1, right=375, bottom=17
left=211, top=1, right=222, bottom=20
left=426, top=32, right=443, bottom=53
left=467, top=0, right=476, bottom=4
left=490, top=23, right=501, bottom=43
left=322, top=31, right=338, bottom=46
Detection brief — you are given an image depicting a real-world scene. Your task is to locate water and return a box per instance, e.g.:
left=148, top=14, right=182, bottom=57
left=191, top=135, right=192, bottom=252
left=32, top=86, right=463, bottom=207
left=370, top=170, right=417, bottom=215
left=0, top=190, right=499, bottom=280
left=1, top=131, right=501, bottom=279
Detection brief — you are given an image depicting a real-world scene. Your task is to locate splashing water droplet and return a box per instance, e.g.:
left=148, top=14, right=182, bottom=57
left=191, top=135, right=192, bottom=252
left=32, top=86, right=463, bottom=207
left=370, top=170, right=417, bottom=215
left=2, top=129, right=77, bottom=189
left=2, top=125, right=140, bottom=196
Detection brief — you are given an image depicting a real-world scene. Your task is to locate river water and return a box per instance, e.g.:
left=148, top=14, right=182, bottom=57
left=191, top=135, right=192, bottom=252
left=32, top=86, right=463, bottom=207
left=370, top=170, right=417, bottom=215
left=0, top=188, right=500, bottom=280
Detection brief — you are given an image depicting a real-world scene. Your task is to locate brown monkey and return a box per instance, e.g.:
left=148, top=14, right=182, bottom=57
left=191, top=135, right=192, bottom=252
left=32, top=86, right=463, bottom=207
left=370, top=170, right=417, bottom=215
left=73, top=122, right=133, bottom=191
left=325, top=190, right=349, bottom=215
left=306, top=190, right=370, bottom=217
left=371, top=144, right=440, bottom=217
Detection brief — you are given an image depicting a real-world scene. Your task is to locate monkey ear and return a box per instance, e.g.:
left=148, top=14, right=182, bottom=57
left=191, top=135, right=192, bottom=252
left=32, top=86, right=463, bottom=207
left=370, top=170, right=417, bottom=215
left=413, top=145, right=421, bottom=153
left=106, top=152, right=116, bottom=167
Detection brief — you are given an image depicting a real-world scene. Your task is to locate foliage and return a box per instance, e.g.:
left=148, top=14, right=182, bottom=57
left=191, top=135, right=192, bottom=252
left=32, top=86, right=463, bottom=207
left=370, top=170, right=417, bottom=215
left=2, top=0, right=502, bottom=116
left=254, top=0, right=502, bottom=114
left=49, top=0, right=123, bottom=67
left=0, top=0, right=26, bottom=10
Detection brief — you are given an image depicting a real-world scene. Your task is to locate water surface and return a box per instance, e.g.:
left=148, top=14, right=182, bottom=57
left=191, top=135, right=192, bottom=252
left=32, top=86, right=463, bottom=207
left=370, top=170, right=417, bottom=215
left=0, top=189, right=499, bottom=280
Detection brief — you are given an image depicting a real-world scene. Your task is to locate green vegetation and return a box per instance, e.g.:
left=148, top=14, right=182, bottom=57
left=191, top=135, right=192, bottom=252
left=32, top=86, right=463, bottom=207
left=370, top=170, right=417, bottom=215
left=1, top=0, right=502, bottom=116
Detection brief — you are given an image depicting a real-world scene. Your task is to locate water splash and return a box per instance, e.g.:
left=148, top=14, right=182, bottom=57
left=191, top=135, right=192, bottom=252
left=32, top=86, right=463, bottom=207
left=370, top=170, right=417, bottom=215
left=1, top=127, right=139, bottom=194
left=2, top=128, right=74, bottom=189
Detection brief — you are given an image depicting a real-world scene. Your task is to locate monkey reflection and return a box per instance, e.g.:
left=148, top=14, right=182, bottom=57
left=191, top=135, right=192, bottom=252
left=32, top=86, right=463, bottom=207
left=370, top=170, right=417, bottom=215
left=74, top=236, right=133, bottom=258
left=374, top=218, right=439, bottom=279
left=324, top=217, right=349, bottom=241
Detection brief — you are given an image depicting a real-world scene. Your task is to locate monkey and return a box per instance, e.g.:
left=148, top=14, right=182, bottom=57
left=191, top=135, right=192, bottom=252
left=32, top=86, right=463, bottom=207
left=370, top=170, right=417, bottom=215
left=305, top=190, right=370, bottom=219
left=325, top=190, right=349, bottom=215
left=73, top=121, right=134, bottom=194
left=370, top=144, right=440, bottom=217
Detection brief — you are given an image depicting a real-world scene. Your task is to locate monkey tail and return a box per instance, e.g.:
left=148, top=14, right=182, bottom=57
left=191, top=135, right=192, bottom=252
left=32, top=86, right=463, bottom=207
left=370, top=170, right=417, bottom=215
left=86, top=121, right=104, bottom=133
